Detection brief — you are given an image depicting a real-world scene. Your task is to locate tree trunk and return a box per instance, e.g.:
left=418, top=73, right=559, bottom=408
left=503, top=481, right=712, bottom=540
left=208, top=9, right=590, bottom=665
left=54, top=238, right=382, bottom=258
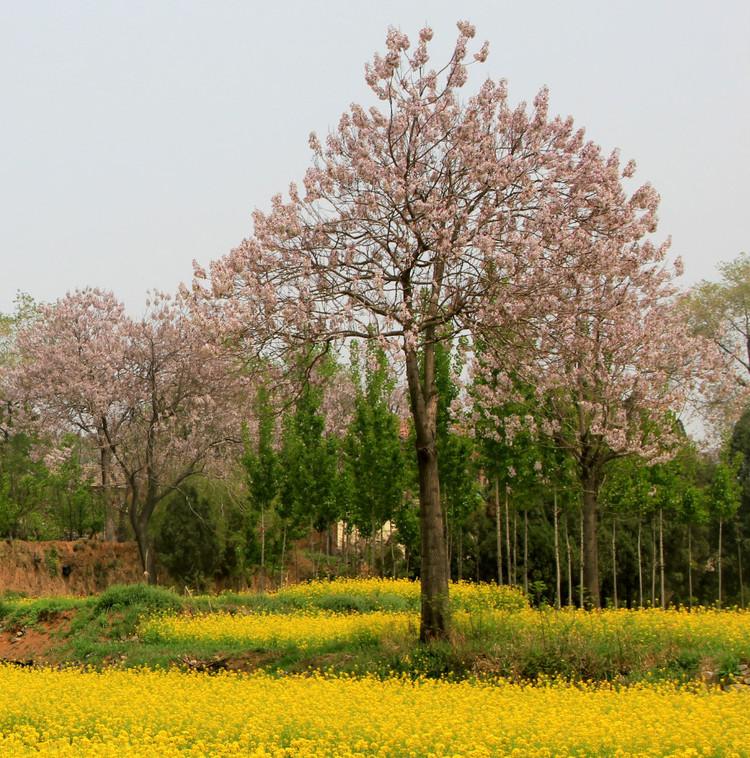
left=505, top=489, right=512, bottom=585
left=637, top=518, right=643, bottom=608
left=523, top=510, right=528, bottom=596
left=310, top=519, right=317, bottom=579
left=565, top=515, right=573, bottom=607
left=259, top=506, right=266, bottom=593
left=341, top=521, right=349, bottom=576
left=415, top=443, right=449, bottom=640
left=718, top=517, right=723, bottom=609
left=688, top=524, right=693, bottom=610
left=370, top=518, right=376, bottom=575
left=582, top=475, right=600, bottom=608
left=405, top=337, right=449, bottom=642
left=737, top=522, right=745, bottom=609
left=579, top=507, right=584, bottom=608
left=513, top=508, right=518, bottom=587
left=651, top=518, right=657, bottom=607
left=130, top=506, right=156, bottom=585
left=553, top=488, right=561, bottom=609
left=444, top=507, right=451, bottom=581
left=456, top=524, right=463, bottom=581
left=611, top=518, right=618, bottom=610
left=279, top=523, right=287, bottom=587
left=100, top=442, right=116, bottom=542
left=380, top=524, right=385, bottom=579
left=495, top=478, right=503, bottom=585
left=659, top=508, right=665, bottom=610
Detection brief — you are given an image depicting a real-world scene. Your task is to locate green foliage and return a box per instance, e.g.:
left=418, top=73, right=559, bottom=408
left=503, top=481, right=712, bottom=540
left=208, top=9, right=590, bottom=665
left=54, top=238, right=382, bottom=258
left=434, top=343, right=480, bottom=578
left=709, top=457, right=742, bottom=521
left=94, top=584, right=184, bottom=614
left=243, top=387, right=279, bottom=522
left=280, top=373, right=339, bottom=535
left=154, top=485, right=226, bottom=591
left=44, top=547, right=59, bottom=577
left=46, top=436, right=103, bottom=540
left=0, top=432, right=49, bottom=539
left=345, top=342, right=404, bottom=538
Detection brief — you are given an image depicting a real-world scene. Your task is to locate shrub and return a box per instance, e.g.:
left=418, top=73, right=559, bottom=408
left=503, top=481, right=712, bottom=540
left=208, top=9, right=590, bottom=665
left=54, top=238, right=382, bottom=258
left=94, top=584, right=183, bottom=614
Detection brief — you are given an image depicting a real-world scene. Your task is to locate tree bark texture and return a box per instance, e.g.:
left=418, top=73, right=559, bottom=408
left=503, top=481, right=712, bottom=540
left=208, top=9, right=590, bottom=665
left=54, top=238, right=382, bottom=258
left=495, top=478, right=503, bottom=585
left=582, top=472, right=601, bottom=608
left=405, top=345, right=449, bottom=642
left=553, top=488, right=561, bottom=609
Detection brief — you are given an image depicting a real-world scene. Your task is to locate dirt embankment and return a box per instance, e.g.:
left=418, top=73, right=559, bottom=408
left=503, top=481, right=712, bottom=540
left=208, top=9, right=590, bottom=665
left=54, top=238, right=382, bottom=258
left=0, top=539, right=143, bottom=596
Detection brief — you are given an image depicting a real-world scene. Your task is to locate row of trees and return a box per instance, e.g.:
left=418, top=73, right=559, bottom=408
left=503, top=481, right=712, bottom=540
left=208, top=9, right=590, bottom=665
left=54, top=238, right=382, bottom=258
left=1, top=305, right=746, bottom=610
left=0, top=22, right=745, bottom=639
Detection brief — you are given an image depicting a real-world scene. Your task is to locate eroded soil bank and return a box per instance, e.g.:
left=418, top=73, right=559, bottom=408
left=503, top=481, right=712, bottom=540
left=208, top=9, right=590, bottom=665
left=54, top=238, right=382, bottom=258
left=0, top=539, right=142, bottom=596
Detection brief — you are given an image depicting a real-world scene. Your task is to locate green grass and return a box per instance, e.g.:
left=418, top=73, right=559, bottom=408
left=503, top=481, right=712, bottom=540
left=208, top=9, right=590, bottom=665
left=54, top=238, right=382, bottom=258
left=1, top=584, right=748, bottom=685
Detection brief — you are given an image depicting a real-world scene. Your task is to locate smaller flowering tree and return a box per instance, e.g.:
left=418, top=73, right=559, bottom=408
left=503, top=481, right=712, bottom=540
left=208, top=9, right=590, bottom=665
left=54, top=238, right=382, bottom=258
left=13, top=288, right=130, bottom=540
left=15, top=289, right=250, bottom=578
left=473, top=160, right=718, bottom=606
left=683, top=253, right=750, bottom=434
left=108, top=292, right=250, bottom=581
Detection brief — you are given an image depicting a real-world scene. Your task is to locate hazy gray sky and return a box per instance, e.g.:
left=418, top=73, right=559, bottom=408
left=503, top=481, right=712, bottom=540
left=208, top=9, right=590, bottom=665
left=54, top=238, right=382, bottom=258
left=1, top=1, right=748, bottom=314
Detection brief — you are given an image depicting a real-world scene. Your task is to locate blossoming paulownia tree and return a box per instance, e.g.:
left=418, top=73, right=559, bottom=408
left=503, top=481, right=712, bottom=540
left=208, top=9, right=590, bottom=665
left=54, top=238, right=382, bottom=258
left=196, top=22, right=626, bottom=639
left=13, top=288, right=130, bottom=540
left=109, top=292, right=250, bottom=581
left=473, top=168, right=719, bottom=606
left=15, top=289, right=250, bottom=579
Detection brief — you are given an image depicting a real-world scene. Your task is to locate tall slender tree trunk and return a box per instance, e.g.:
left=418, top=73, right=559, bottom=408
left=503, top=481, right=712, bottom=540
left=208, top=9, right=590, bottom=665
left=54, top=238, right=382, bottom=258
left=637, top=517, right=643, bottom=608
left=505, top=490, right=512, bottom=585
left=380, top=524, right=385, bottom=579
left=651, top=518, right=657, bottom=607
left=310, top=519, right=317, bottom=579
left=565, top=515, right=573, bottom=607
left=444, top=508, right=451, bottom=580
left=611, top=518, right=618, bottom=609
left=279, top=523, right=287, bottom=587
left=579, top=507, right=584, bottom=608
left=688, top=524, right=693, bottom=610
left=737, top=522, right=744, bottom=609
left=369, top=518, right=376, bottom=575
left=553, top=488, right=561, bottom=609
left=259, top=508, right=267, bottom=591
left=581, top=470, right=601, bottom=608
left=659, top=508, right=665, bottom=609
left=523, top=510, right=529, bottom=596
left=513, top=508, right=518, bottom=587
left=718, top=517, right=723, bottom=609
left=343, top=525, right=349, bottom=574
left=456, top=525, right=463, bottom=581
left=495, top=479, right=503, bottom=584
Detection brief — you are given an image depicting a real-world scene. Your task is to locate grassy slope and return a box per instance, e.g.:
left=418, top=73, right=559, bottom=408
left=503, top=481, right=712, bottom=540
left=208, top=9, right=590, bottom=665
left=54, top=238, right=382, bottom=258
left=1, top=585, right=748, bottom=684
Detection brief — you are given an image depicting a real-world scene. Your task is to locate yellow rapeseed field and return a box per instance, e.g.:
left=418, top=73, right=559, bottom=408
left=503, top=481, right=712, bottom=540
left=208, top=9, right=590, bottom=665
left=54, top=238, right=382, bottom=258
left=265, top=577, right=529, bottom=612
left=0, top=665, right=748, bottom=757
left=141, top=605, right=750, bottom=656
left=141, top=609, right=416, bottom=648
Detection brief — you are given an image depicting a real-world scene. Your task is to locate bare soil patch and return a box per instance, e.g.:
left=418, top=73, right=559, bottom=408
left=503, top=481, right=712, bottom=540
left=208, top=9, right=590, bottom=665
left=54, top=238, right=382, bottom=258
left=0, top=612, right=72, bottom=665
left=0, top=539, right=142, bottom=596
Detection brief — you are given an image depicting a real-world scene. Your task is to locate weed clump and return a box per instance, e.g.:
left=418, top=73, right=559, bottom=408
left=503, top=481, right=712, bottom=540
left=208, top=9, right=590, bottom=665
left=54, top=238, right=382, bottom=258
left=94, top=584, right=184, bottom=614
